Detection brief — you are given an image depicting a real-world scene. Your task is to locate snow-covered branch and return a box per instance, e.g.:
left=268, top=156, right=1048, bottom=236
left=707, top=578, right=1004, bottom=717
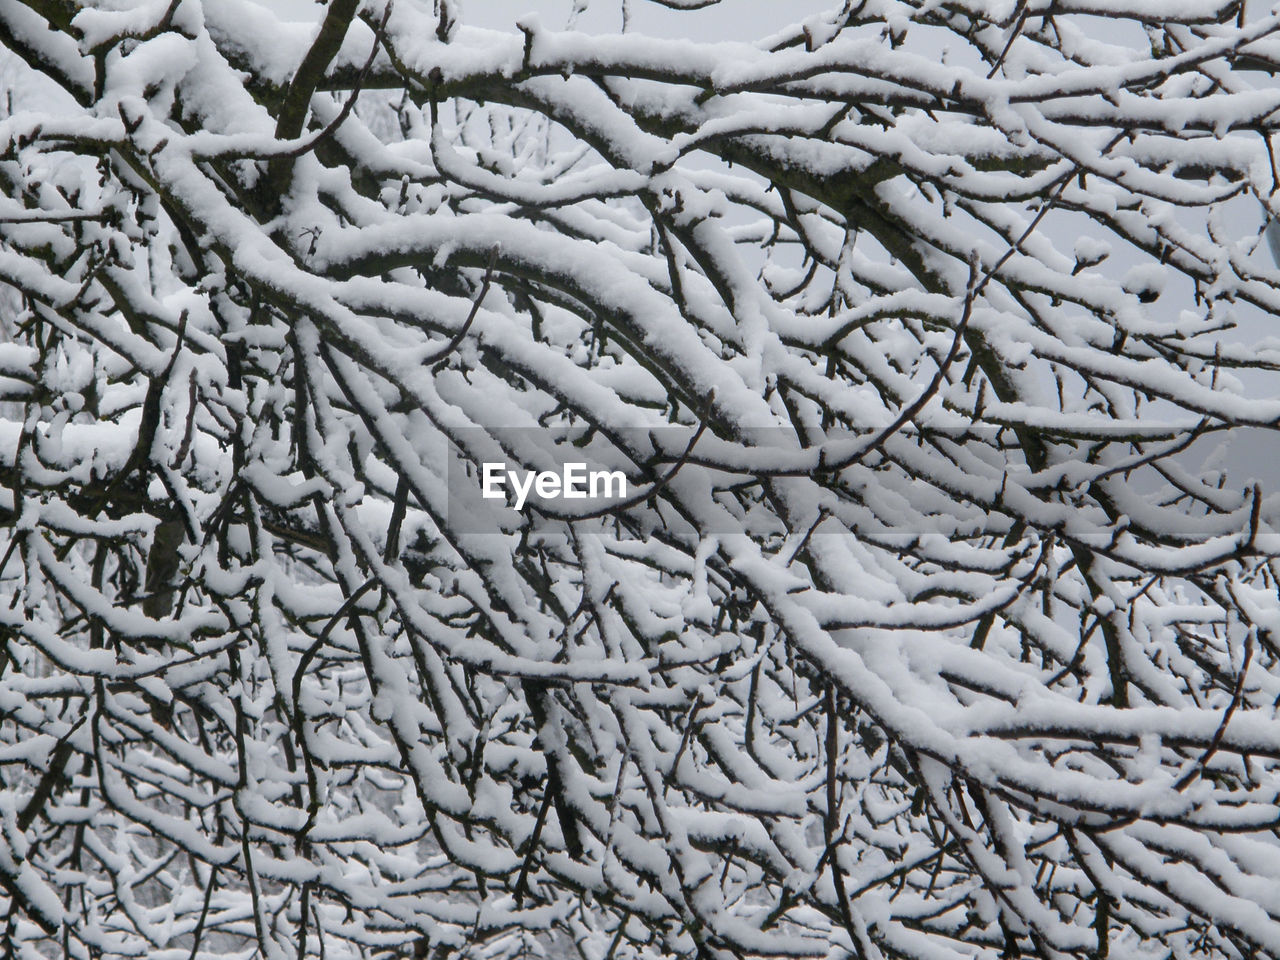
left=0, top=1, right=1278, bottom=958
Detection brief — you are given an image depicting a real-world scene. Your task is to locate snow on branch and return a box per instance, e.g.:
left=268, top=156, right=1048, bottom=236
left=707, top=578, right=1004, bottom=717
left=0, top=0, right=1277, bottom=958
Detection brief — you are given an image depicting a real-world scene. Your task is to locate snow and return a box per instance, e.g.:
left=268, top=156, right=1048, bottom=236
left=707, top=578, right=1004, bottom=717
left=1, top=0, right=1280, bottom=958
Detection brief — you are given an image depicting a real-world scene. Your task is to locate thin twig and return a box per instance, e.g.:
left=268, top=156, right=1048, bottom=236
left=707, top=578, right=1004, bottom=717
left=420, top=245, right=500, bottom=365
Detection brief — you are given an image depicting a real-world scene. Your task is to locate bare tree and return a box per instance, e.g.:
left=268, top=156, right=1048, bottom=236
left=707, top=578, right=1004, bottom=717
left=0, top=0, right=1279, bottom=958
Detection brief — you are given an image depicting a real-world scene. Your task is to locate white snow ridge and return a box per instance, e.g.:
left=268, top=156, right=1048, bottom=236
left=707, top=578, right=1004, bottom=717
left=0, top=1, right=1277, bottom=959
